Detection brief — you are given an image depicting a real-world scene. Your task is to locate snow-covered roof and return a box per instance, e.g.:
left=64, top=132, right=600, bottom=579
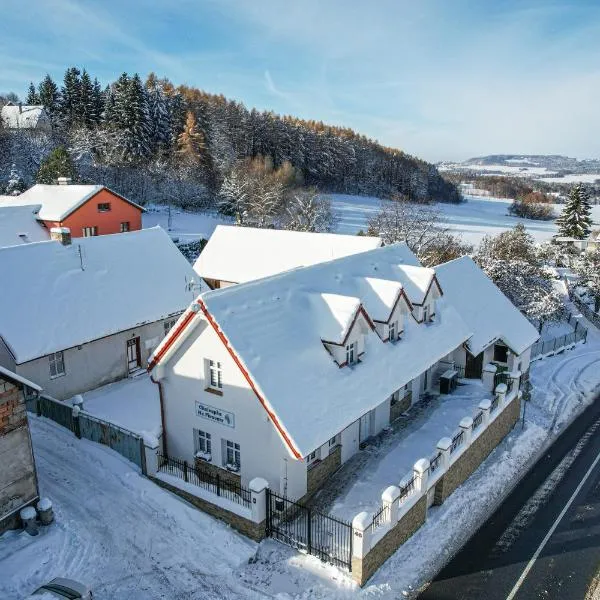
left=0, top=227, right=197, bottom=363
left=0, top=184, right=144, bottom=222
left=435, top=256, right=540, bottom=357
left=0, top=205, right=49, bottom=248
left=1, top=104, right=49, bottom=129
left=152, top=244, right=473, bottom=458
left=193, top=225, right=385, bottom=284
left=0, top=365, right=42, bottom=391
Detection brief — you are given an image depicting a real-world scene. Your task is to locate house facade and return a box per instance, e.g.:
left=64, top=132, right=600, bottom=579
left=150, top=245, right=539, bottom=502
left=0, top=366, right=40, bottom=533
left=0, top=227, right=196, bottom=400
left=0, top=182, right=143, bottom=238
left=194, top=225, right=383, bottom=289
left=1, top=103, right=51, bottom=131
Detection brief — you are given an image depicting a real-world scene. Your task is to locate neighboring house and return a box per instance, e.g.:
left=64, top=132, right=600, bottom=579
left=587, top=229, right=600, bottom=252
left=0, top=103, right=51, bottom=131
left=0, top=181, right=143, bottom=238
left=0, top=366, right=40, bottom=533
left=0, top=227, right=197, bottom=400
left=0, top=204, right=50, bottom=248
left=194, top=225, right=383, bottom=289
left=149, top=244, right=539, bottom=502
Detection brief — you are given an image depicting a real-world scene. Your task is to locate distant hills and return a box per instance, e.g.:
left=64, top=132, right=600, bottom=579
left=459, top=154, right=600, bottom=174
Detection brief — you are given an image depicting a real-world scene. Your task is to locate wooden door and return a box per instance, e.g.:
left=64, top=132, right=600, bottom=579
left=127, top=337, right=141, bottom=372
left=465, top=351, right=484, bottom=379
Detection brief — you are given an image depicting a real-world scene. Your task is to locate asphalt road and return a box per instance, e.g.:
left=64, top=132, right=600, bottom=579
left=419, top=393, right=600, bottom=600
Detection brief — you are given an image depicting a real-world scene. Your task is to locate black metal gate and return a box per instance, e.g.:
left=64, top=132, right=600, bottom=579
left=266, top=490, right=352, bottom=571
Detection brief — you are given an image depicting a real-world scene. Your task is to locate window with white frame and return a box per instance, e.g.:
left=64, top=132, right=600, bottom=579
left=163, top=319, right=177, bottom=337
left=345, top=341, right=357, bottom=365
left=224, top=439, right=240, bottom=470
left=328, top=435, right=339, bottom=452
left=389, top=320, right=398, bottom=341
left=49, top=351, right=65, bottom=378
left=194, top=429, right=212, bottom=459
left=208, top=360, right=223, bottom=389
left=423, top=305, right=429, bottom=322
left=307, top=449, right=319, bottom=465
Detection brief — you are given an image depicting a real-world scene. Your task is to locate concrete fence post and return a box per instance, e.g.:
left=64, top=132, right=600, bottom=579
left=352, top=511, right=373, bottom=559
left=249, top=477, right=269, bottom=524
left=71, top=404, right=81, bottom=439
left=144, top=440, right=159, bottom=476
left=459, top=416, right=474, bottom=446
left=382, top=486, right=401, bottom=524
left=437, top=437, right=452, bottom=470
left=495, top=383, right=507, bottom=410
left=479, top=399, right=491, bottom=427
left=413, top=458, right=430, bottom=494
left=509, top=371, right=521, bottom=395
left=482, top=363, right=497, bottom=392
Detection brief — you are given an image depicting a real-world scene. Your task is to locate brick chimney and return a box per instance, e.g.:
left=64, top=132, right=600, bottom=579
left=57, top=177, right=72, bottom=185
left=50, top=227, right=72, bottom=246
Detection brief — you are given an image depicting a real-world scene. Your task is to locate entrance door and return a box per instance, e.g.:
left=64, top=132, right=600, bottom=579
left=465, top=351, right=484, bottom=379
left=359, top=413, right=370, bottom=443
left=127, top=337, right=141, bottom=373
left=423, top=368, right=429, bottom=392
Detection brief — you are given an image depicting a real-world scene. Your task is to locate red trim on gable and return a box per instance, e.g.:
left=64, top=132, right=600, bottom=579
left=147, top=307, right=198, bottom=372
left=197, top=300, right=303, bottom=460
left=321, top=305, right=376, bottom=347
left=411, top=274, right=443, bottom=307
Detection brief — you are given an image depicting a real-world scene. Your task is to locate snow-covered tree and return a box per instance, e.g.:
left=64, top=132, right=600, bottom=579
left=26, top=83, right=40, bottom=105
left=37, top=146, right=78, bottom=184
left=284, top=189, right=335, bottom=232
left=556, top=184, right=593, bottom=239
left=5, top=163, right=26, bottom=195
left=218, top=167, right=251, bottom=225
left=574, top=248, right=600, bottom=313
left=59, top=67, right=81, bottom=128
left=38, top=74, right=60, bottom=120
left=146, top=76, right=172, bottom=153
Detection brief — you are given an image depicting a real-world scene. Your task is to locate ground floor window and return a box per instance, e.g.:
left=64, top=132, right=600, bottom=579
left=223, top=439, right=240, bottom=471
left=194, top=429, right=212, bottom=458
left=49, top=351, right=65, bottom=378
left=306, top=449, right=319, bottom=465
left=120, top=221, right=130, bottom=232
left=82, top=226, right=98, bottom=237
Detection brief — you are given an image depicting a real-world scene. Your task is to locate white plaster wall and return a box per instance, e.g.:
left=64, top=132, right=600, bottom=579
left=0, top=338, right=16, bottom=372
left=15, top=317, right=179, bottom=399
left=160, top=316, right=308, bottom=499
left=374, top=397, right=391, bottom=434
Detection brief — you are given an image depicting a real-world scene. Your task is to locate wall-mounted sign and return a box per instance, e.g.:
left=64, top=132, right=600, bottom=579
left=195, top=401, right=235, bottom=428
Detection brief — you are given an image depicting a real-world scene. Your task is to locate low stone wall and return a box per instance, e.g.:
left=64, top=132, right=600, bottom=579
left=389, top=392, right=412, bottom=422
left=435, top=395, right=521, bottom=504
left=150, top=475, right=265, bottom=541
left=352, top=495, right=427, bottom=585
left=307, top=445, right=341, bottom=498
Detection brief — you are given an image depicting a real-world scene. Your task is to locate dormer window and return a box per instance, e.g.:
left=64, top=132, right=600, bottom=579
left=423, top=305, right=430, bottom=323
left=346, top=341, right=357, bottom=365
left=389, top=320, right=398, bottom=341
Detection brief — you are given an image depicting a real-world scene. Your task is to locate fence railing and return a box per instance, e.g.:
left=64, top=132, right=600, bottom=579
left=399, top=475, right=416, bottom=501
left=491, top=394, right=499, bottom=413
left=531, top=327, right=587, bottom=360
left=472, top=410, right=484, bottom=430
left=493, top=371, right=515, bottom=394
left=429, top=451, right=442, bottom=474
left=450, top=430, right=464, bottom=454
left=571, top=294, right=600, bottom=329
left=371, top=504, right=390, bottom=532
left=157, top=452, right=252, bottom=509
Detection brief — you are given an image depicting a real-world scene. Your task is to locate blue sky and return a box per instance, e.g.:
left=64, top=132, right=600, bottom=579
left=1, top=0, right=599, bottom=162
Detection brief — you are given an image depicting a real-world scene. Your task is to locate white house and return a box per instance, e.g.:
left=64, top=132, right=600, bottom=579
left=149, top=245, right=539, bottom=502
left=0, top=226, right=197, bottom=399
left=0, top=204, right=49, bottom=248
left=1, top=104, right=51, bottom=131
left=194, top=225, right=383, bottom=289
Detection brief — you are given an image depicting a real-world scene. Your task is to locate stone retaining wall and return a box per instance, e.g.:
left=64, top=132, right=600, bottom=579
left=194, top=457, right=242, bottom=489
left=150, top=475, right=265, bottom=541
left=307, top=445, right=341, bottom=498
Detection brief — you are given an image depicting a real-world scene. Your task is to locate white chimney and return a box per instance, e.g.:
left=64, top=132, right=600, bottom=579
left=18, top=102, right=22, bottom=114
left=57, top=177, right=72, bottom=185
left=50, top=227, right=72, bottom=246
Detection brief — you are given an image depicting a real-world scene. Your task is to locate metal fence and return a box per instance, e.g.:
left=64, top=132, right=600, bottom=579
left=157, top=452, right=251, bottom=508
left=530, top=328, right=587, bottom=360
left=491, top=394, right=499, bottom=413
left=399, top=475, right=416, bottom=500
left=571, top=293, right=600, bottom=329
left=35, top=394, right=74, bottom=431
left=493, top=371, right=515, bottom=394
left=266, top=490, right=353, bottom=571
left=80, top=413, right=144, bottom=470
left=430, top=451, right=442, bottom=474
left=472, top=410, right=484, bottom=430
left=450, top=430, right=464, bottom=454
left=371, top=504, right=390, bottom=533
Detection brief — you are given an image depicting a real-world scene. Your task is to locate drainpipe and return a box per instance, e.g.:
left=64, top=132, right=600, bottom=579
left=150, top=374, right=168, bottom=457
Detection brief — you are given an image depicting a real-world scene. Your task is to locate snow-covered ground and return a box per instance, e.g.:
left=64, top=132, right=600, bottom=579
left=0, top=417, right=259, bottom=600
left=329, top=381, right=490, bottom=521
left=539, top=319, right=575, bottom=342
left=66, top=375, right=161, bottom=445
left=142, top=205, right=231, bottom=242
left=537, top=173, right=600, bottom=184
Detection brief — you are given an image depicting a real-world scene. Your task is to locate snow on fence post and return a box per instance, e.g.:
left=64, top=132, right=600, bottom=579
left=413, top=458, right=430, bottom=494
left=249, top=477, right=269, bottom=524
left=437, top=437, right=452, bottom=470
left=482, top=363, right=497, bottom=392
left=382, top=485, right=401, bottom=524
left=459, top=416, right=474, bottom=446
left=352, top=511, right=373, bottom=559
left=509, top=371, right=521, bottom=396
left=71, top=404, right=81, bottom=439
left=479, top=399, right=492, bottom=427
left=144, top=440, right=159, bottom=477
left=494, top=383, right=507, bottom=410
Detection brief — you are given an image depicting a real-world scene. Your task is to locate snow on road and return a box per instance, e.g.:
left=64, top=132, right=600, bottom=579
left=0, top=417, right=258, bottom=600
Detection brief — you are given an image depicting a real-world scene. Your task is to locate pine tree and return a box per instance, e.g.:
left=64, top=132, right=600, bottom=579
left=5, top=164, right=26, bottom=195
left=36, top=146, right=78, bottom=184
left=91, top=78, right=104, bottom=125
left=78, top=69, right=95, bottom=127
left=38, top=74, right=60, bottom=118
left=146, top=74, right=172, bottom=153
left=59, top=67, right=82, bottom=127
left=556, top=184, right=593, bottom=239
left=25, top=83, right=40, bottom=105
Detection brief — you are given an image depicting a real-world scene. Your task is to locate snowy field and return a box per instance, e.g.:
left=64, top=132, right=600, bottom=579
left=67, top=375, right=161, bottom=445
left=537, top=173, right=600, bottom=184
left=142, top=205, right=232, bottom=242
left=329, top=381, right=491, bottom=521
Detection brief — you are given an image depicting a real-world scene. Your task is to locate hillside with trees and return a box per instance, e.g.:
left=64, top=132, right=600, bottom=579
left=0, top=68, right=460, bottom=222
